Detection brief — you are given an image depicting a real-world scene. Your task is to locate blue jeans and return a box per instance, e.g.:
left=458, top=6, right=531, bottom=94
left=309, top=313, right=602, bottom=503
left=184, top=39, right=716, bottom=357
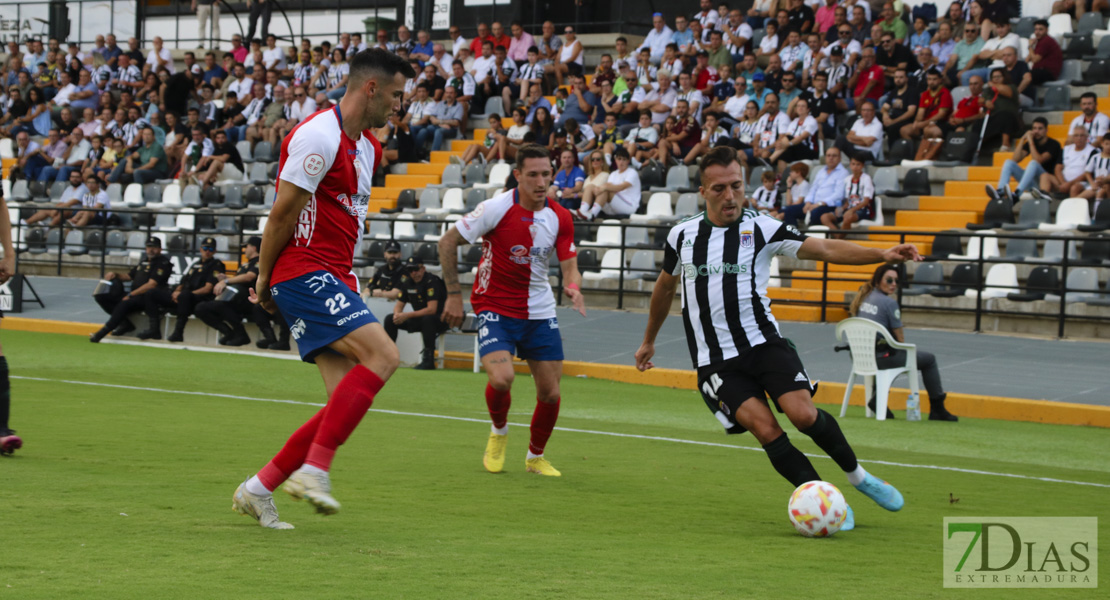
left=431, top=126, right=458, bottom=152
left=997, top=159, right=1045, bottom=196
left=411, top=124, right=434, bottom=149
left=326, top=86, right=346, bottom=101
left=38, top=165, right=81, bottom=182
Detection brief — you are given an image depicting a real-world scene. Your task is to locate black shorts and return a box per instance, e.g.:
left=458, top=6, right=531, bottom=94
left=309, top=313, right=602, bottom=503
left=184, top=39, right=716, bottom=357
left=697, top=338, right=813, bottom=435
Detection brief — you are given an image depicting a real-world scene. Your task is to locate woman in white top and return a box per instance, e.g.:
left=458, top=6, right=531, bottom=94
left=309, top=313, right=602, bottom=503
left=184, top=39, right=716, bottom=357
left=582, top=149, right=611, bottom=192
left=551, top=26, right=584, bottom=86
left=769, top=96, right=819, bottom=168
left=496, top=107, right=533, bottom=162
left=769, top=161, right=810, bottom=220
left=325, top=49, right=349, bottom=101
left=577, top=147, right=641, bottom=221
left=731, top=101, right=762, bottom=149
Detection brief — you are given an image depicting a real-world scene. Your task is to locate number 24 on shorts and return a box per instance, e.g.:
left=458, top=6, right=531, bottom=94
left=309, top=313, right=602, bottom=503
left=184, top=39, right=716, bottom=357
left=325, top=293, right=351, bottom=315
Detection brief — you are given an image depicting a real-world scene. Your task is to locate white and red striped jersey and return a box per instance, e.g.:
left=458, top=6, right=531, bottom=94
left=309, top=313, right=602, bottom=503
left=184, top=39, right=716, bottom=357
left=453, top=189, right=577, bottom=320
left=271, top=106, right=382, bottom=291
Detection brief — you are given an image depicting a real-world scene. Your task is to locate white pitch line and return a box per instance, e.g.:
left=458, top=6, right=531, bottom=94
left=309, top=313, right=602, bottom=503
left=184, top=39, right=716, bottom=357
left=13, top=375, right=1110, bottom=489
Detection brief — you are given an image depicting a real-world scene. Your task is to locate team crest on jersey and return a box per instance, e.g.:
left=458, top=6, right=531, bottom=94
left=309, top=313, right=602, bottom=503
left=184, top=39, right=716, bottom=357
left=740, top=230, right=754, bottom=247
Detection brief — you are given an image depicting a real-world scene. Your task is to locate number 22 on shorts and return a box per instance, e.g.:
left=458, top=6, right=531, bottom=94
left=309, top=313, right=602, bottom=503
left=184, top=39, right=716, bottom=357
left=325, top=293, right=351, bottom=315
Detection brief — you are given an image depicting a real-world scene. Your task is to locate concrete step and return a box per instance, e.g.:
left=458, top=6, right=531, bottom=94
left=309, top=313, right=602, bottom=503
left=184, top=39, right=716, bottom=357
left=404, top=163, right=452, bottom=176
left=385, top=174, right=441, bottom=188
left=965, top=166, right=1002, bottom=182
left=431, top=151, right=464, bottom=163
left=367, top=199, right=397, bottom=213
left=917, top=196, right=989, bottom=213
left=895, top=210, right=979, bottom=229
left=370, top=186, right=405, bottom=200
left=945, top=180, right=1012, bottom=196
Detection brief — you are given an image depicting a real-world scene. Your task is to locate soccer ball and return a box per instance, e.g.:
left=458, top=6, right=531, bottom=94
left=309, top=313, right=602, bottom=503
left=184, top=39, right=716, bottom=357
left=788, top=481, right=848, bottom=537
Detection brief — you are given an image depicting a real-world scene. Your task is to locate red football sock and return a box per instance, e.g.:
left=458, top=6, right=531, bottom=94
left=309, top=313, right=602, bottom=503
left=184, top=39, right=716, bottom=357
left=485, top=383, right=512, bottom=429
left=303, top=365, right=385, bottom=471
left=528, top=398, right=560, bottom=455
left=257, top=406, right=326, bottom=491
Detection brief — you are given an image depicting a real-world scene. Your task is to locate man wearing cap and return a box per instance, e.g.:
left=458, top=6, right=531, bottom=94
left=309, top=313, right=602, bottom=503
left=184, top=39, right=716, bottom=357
left=153, top=236, right=226, bottom=342
left=383, top=256, right=448, bottom=370
left=90, top=237, right=175, bottom=343
left=194, top=236, right=291, bottom=349
left=363, top=240, right=410, bottom=300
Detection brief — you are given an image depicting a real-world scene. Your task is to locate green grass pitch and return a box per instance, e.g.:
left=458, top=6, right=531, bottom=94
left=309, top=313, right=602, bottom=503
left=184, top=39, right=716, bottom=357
left=2, top=331, right=1107, bottom=598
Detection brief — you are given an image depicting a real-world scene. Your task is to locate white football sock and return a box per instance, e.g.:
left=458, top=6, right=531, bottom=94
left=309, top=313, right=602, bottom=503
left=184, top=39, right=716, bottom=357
left=604, top=152, right=612, bottom=165
left=578, top=202, right=592, bottom=214
left=492, top=424, right=509, bottom=436
left=846, top=465, right=867, bottom=486
left=300, top=464, right=328, bottom=476
left=589, top=203, right=603, bottom=218
left=631, top=158, right=641, bottom=168
left=527, top=451, right=543, bottom=460
left=244, top=475, right=270, bottom=496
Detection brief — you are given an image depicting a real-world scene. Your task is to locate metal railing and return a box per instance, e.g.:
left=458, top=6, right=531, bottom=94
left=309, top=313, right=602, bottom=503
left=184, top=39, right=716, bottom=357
left=15, top=210, right=1110, bottom=337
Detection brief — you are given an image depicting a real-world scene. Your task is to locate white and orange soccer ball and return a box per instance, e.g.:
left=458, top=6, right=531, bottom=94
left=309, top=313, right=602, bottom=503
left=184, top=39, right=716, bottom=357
left=788, top=481, right=849, bottom=537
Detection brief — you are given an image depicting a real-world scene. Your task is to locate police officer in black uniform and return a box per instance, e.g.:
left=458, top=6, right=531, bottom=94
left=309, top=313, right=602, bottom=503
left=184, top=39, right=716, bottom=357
left=362, top=239, right=410, bottom=300
left=383, top=256, right=448, bottom=370
left=90, top=237, right=174, bottom=343
left=154, top=236, right=226, bottom=342
left=194, top=235, right=291, bottom=349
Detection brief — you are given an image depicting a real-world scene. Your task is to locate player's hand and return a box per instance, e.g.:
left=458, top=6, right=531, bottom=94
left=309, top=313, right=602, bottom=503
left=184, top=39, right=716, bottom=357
left=0, top=254, right=15, bottom=284
left=250, top=279, right=278, bottom=314
left=635, top=341, right=655, bottom=372
left=565, top=286, right=586, bottom=317
left=882, top=243, right=922, bottom=264
left=442, top=294, right=464, bottom=329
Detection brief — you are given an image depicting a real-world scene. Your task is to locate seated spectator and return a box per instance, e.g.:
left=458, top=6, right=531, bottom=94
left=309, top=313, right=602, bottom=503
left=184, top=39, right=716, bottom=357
left=246, top=85, right=286, bottom=146
left=38, top=127, right=90, bottom=182
left=516, top=47, right=546, bottom=103
left=777, top=71, right=802, bottom=113
left=729, top=100, right=762, bottom=154
left=14, top=127, right=67, bottom=180
left=780, top=31, right=809, bottom=78
left=850, top=264, right=958, bottom=421
left=769, top=96, right=819, bottom=170
left=945, top=26, right=984, bottom=88
left=1044, top=128, right=1099, bottom=198
left=549, top=148, right=586, bottom=209
left=960, top=19, right=1018, bottom=86
left=878, top=2, right=907, bottom=44
left=847, top=47, right=884, bottom=111
left=940, top=2, right=967, bottom=39
left=230, top=83, right=269, bottom=145
left=657, top=99, right=701, bottom=166
left=325, top=49, right=349, bottom=101
left=779, top=146, right=847, bottom=227
left=198, top=129, right=243, bottom=187
left=640, top=70, right=678, bottom=127
left=22, top=170, right=87, bottom=227
left=1071, top=92, right=1110, bottom=140
left=725, top=9, right=754, bottom=64
left=824, top=46, right=854, bottom=112
left=674, top=72, right=705, bottom=122
left=279, top=85, right=316, bottom=142
left=746, top=0, right=777, bottom=29
left=595, top=112, right=625, bottom=158
left=836, top=99, right=884, bottom=159
left=735, top=53, right=763, bottom=86
left=773, top=161, right=811, bottom=220
left=565, top=118, right=598, bottom=161
left=876, top=33, right=920, bottom=82
left=908, top=16, right=932, bottom=56
left=522, top=82, right=552, bottom=124
left=624, top=111, right=661, bottom=167
left=89, top=237, right=174, bottom=343
left=979, top=0, right=1013, bottom=39
left=363, top=240, right=409, bottom=300
left=550, top=26, right=584, bottom=86
left=684, top=112, right=729, bottom=165
left=458, top=114, right=507, bottom=167
left=108, top=127, right=168, bottom=184
left=756, top=20, right=781, bottom=64
left=423, top=85, right=463, bottom=152
left=12, top=87, right=51, bottom=137
left=747, top=72, right=771, bottom=109
left=763, top=54, right=785, bottom=95
left=179, top=126, right=214, bottom=186
left=713, top=74, right=746, bottom=128
left=595, top=80, right=624, bottom=132
left=79, top=134, right=107, bottom=182
left=743, top=93, right=789, bottom=168
left=981, top=68, right=1022, bottom=152
left=1052, top=0, right=1109, bottom=19
left=793, top=70, right=836, bottom=138
left=89, top=137, right=124, bottom=183
left=915, top=73, right=983, bottom=161
left=67, top=174, right=110, bottom=228
left=495, top=107, right=531, bottom=162
left=151, top=236, right=226, bottom=343
left=530, top=106, right=556, bottom=149
left=581, top=149, right=611, bottom=196
left=912, top=47, right=943, bottom=91
left=576, top=147, right=640, bottom=220
left=749, top=169, right=780, bottom=214
left=826, top=153, right=875, bottom=233
left=929, top=22, right=957, bottom=66
left=988, top=118, right=1063, bottom=204
left=900, top=69, right=951, bottom=155
left=383, top=257, right=448, bottom=371
left=847, top=4, right=871, bottom=49
left=1077, top=133, right=1110, bottom=202
left=880, top=68, right=918, bottom=142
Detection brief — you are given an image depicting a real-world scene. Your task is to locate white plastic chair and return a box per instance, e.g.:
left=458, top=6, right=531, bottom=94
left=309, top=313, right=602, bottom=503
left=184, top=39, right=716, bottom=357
left=580, top=219, right=623, bottom=247
left=856, top=196, right=884, bottom=227
left=426, top=187, right=465, bottom=215
left=631, top=192, right=675, bottom=222
left=1038, top=198, right=1091, bottom=232
left=1048, top=13, right=1073, bottom=43
left=836, top=318, right=920, bottom=422
left=769, top=256, right=781, bottom=287
left=474, top=163, right=511, bottom=192
left=123, top=183, right=145, bottom=207
left=968, top=263, right=1018, bottom=299
left=0, top=138, right=13, bottom=159
left=582, top=249, right=624, bottom=280
left=949, top=233, right=1000, bottom=260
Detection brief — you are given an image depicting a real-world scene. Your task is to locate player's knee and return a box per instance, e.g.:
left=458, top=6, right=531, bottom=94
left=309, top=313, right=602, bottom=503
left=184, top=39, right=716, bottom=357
left=536, top=385, right=560, bottom=404
left=785, top=402, right=819, bottom=431
left=488, top=370, right=514, bottom=391
left=749, top=418, right=784, bottom=445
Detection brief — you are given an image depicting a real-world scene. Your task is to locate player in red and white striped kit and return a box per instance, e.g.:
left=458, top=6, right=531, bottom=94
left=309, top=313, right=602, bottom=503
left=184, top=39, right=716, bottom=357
left=438, top=144, right=587, bottom=477
left=231, top=49, right=415, bottom=529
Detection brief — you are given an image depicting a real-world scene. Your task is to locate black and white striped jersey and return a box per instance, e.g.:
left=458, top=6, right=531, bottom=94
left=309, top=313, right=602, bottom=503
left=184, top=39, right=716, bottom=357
left=1086, top=152, right=1110, bottom=178
left=751, top=186, right=780, bottom=210
left=662, top=212, right=808, bottom=369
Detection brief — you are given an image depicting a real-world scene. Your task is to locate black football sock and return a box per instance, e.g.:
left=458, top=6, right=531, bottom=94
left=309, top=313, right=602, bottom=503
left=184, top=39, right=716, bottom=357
left=0, top=356, right=10, bottom=432
left=762, top=432, right=820, bottom=487
left=800, top=409, right=858, bottom=474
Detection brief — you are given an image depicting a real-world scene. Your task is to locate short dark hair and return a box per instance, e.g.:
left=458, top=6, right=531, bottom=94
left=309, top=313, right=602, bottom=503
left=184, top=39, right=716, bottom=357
left=613, top=146, right=630, bottom=160
left=515, top=143, right=551, bottom=169
left=1034, top=19, right=1049, bottom=28
left=1082, top=91, right=1098, bottom=102
left=1033, top=117, right=1049, bottom=128
left=349, top=47, right=417, bottom=83
left=616, top=36, right=627, bottom=44
left=699, top=146, right=740, bottom=184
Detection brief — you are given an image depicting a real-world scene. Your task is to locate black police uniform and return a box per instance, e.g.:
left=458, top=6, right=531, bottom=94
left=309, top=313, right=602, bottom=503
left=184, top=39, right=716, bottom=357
left=145, top=252, right=225, bottom=341
left=367, top=261, right=411, bottom=296
left=383, top=269, right=448, bottom=367
left=90, top=253, right=174, bottom=342
left=193, top=256, right=290, bottom=348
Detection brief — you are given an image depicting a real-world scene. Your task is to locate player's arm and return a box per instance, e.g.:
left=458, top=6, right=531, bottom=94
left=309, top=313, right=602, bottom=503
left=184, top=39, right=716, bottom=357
left=635, top=269, right=679, bottom=372
left=437, top=227, right=467, bottom=328
left=0, top=195, right=13, bottom=282
left=796, top=237, right=921, bottom=265
left=559, top=255, right=586, bottom=317
left=254, top=182, right=313, bottom=312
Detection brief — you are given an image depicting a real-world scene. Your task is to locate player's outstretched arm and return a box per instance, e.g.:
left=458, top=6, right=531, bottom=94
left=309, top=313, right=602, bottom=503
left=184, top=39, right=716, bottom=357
left=437, top=228, right=466, bottom=328
left=559, top=256, right=587, bottom=317
left=253, top=181, right=312, bottom=313
left=796, top=237, right=922, bottom=265
left=635, top=270, right=679, bottom=372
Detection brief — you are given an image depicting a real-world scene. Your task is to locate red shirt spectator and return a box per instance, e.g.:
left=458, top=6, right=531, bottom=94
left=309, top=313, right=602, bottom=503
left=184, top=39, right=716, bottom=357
left=674, top=116, right=702, bottom=151
left=951, top=95, right=981, bottom=121
left=854, top=64, right=885, bottom=101
left=470, top=35, right=494, bottom=56
left=1032, top=35, right=1063, bottom=80
left=919, top=87, right=954, bottom=120
left=490, top=34, right=511, bottom=51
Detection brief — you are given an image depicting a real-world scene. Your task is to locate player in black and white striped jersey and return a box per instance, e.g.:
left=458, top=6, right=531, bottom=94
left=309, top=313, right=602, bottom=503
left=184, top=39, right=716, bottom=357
left=635, top=146, right=918, bottom=527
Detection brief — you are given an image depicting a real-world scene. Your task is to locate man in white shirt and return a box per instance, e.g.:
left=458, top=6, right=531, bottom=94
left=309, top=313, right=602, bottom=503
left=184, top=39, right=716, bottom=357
left=695, top=0, right=722, bottom=33
left=638, top=13, right=675, bottom=64
left=674, top=72, right=705, bottom=122
left=821, top=32, right=862, bottom=70
left=836, top=99, right=883, bottom=159
left=22, top=170, right=88, bottom=227
left=1070, top=92, right=1110, bottom=141
left=262, top=34, right=287, bottom=70
left=144, top=37, right=174, bottom=75
left=1041, top=127, right=1099, bottom=197
left=640, top=70, right=677, bottom=126
left=470, top=40, right=496, bottom=85
left=49, top=71, right=78, bottom=113
left=232, top=66, right=256, bottom=100
left=68, top=174, right=110, bottom=228
left=722, top=77, right=752, bottom=123
left=960, top=20, right=1019, bottom=86
left=746, top=93, right=790, bottom=167
left=577, top=147, right=641, bottom=220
